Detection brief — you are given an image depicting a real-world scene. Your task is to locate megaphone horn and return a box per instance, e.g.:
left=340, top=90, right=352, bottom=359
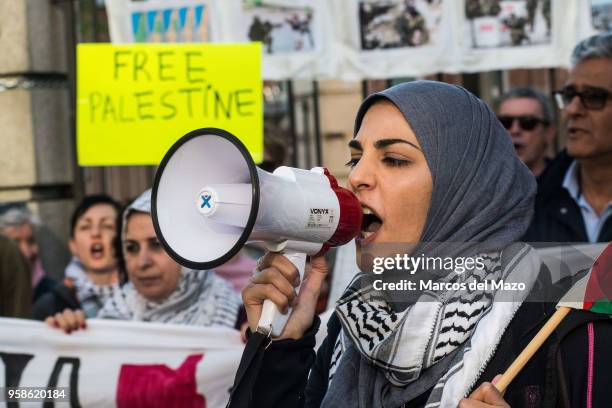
left=152, top=128, right=362, bottom=337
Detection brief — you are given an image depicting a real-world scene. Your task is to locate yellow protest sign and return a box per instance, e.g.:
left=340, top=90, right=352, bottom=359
left=77, top=43, right=262, bottom=165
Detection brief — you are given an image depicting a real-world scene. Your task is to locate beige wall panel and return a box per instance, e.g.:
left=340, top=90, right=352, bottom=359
left=31, top=89, right=73, bottom=184
left=0, top=0, right=28, bottom=74
left=0, top=90, right=36, bottom=186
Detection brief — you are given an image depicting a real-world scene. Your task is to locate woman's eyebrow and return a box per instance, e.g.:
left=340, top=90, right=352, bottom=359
left=375, top=138, right=421, bottom=151
left=348, top=138, right=422, bottom=151
left=348, top=139, right=362, bottom=150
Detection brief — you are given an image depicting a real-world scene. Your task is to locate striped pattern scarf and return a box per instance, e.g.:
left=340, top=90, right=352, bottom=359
left=98, top=268, right=241, bottom=328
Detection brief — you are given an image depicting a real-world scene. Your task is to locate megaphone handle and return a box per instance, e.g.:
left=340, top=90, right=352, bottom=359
left=257, top=251, right=306, bottom=338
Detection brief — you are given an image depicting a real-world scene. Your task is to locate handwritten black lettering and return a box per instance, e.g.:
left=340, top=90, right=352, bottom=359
left=133, top=51, right=151, bottom=81
left=89, top=92, right=102, bottom=123
left=134, top=91, right=154, bottom=120
left=157, top=51, right=176, bottom=81
left=178, top=88, right=202, bottom=117
left=214, top=90, right=232, bottom=119
left=160, top=91, right=177, bottom=119
left=185, top=51, right=205, bottom=83
left=102, top=95, right=117, bottom=122
left=113, top=50, right=131, bottom=80
left=118, top=95, right=134, bottom=122
left=235, top=89, right=255, bottom=116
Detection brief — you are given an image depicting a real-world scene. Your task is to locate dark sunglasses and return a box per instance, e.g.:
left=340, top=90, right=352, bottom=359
left=553, top=86, right=612, bottom=110
left=497, top=115, right=548, bottom=131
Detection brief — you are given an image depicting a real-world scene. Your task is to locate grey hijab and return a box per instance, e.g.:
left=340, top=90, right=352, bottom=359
left=322, top=81, right=537, bottom=407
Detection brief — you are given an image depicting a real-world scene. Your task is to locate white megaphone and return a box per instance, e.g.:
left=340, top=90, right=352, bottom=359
left=152, top=128, right=362, bottom=337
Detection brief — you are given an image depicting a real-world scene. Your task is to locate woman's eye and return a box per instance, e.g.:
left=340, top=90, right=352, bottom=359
left=345, top=157, right=360, bottom=168
left=382, top=157, right=409, bottom=167
left=78, top=224, right=91, bottom=231
left=149, top=239, right=163, bottom=251
left=124, top=243, right=139, bottom=254
left=102, top=224, right=115, bottom=231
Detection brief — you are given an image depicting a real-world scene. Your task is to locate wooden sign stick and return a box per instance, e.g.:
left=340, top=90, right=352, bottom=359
left=494, top=306, right=571, bottom=393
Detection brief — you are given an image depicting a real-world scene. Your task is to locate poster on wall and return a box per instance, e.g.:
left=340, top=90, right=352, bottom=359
left=591, top=0, right=612, bottom=32
left=216, top=0, right=330, bottom=80
left=358, top=0, right=444, bottom=50
left=458, top=0, right=583, bottom=73
left=130, top=1, right=211, bottom=42
left=338, top=0, right=455, bottom=80
left=106, top=0, right=215, bottom=44
left=464, top=0, right=552, bottom=49
left=242, top=1, right=315, bottom=54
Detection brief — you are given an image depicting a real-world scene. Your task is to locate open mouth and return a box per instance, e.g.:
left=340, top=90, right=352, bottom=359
left=90, top=243, right=105, bottom=260
left=360, top=206, right=382, bottom=244
left=512, top=138, right=526, bottom=152
left=513, top=143, right=524, bottom=154
left=568, top=127, right=587, bottom=137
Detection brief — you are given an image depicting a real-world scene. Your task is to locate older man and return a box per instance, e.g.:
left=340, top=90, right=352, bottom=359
left=523, top=33, right=612, bottom=243
left=496, top=87, right=556, bottom=176
left=0, top=207, right=56, bottom=300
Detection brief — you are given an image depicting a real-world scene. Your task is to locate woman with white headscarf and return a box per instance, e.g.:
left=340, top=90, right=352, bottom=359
left=46, top=189, right=244, bottom=331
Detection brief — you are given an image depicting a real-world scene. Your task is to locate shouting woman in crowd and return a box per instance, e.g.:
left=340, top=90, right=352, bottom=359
left=236, top=81, right=612, bottom=407
left=35, top=195, right=122, bottom=319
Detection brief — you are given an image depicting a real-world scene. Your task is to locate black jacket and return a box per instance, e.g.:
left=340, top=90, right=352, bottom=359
left=245, top=277, right=612, bottom=407
left=32, top=281, right=80, bottom=320
left=32, top=275, right=58, bottom=303
left=522, top=151, right=612, bottom=243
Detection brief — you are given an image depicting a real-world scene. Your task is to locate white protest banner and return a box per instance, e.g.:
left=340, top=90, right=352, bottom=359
left=0, top=318, right=243, bottom=407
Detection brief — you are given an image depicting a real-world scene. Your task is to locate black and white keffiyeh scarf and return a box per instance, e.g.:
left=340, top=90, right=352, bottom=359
left=321, top=81, right=538, bottom=407
left=98, top=267, right=241, bottom=328
left=332, top=252, right=500, bottom=386
left=323, top=244, right=541, bottom=408
left=65, top=257, right=121, bottom=318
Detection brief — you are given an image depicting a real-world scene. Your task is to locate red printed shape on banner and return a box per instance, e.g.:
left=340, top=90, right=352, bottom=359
left=116, top=353, right=206, bottom=408
left=584, top=243, right=612, bottom=313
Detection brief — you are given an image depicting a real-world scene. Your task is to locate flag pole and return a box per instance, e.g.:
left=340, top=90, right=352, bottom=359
left=495, top=306, right=571, bottom=393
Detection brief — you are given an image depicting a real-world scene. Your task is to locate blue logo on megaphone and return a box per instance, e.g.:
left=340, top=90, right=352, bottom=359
left=200, top=194, right=212, bottom=209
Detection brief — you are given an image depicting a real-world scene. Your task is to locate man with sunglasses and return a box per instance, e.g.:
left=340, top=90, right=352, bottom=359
left=496, top=87, right=556, bottom=176
left=524, top=33, right=612, bottom=244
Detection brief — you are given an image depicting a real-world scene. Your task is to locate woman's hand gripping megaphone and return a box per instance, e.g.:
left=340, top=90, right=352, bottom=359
left=243, top=252, right=329, bottom=340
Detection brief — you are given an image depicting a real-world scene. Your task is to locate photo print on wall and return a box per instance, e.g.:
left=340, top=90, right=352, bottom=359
left=465, top=0, right=552, bottom=48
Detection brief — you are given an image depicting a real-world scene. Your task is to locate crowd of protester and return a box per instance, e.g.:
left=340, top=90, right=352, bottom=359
left=0, top=32, right=610, bottom=407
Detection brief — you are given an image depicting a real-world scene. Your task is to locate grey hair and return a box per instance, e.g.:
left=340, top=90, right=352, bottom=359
left=495, top=87, right=554, bottom=125
left=571, top=32, right=612, bottom=66
left=0, top=207, right=36, bottom=230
